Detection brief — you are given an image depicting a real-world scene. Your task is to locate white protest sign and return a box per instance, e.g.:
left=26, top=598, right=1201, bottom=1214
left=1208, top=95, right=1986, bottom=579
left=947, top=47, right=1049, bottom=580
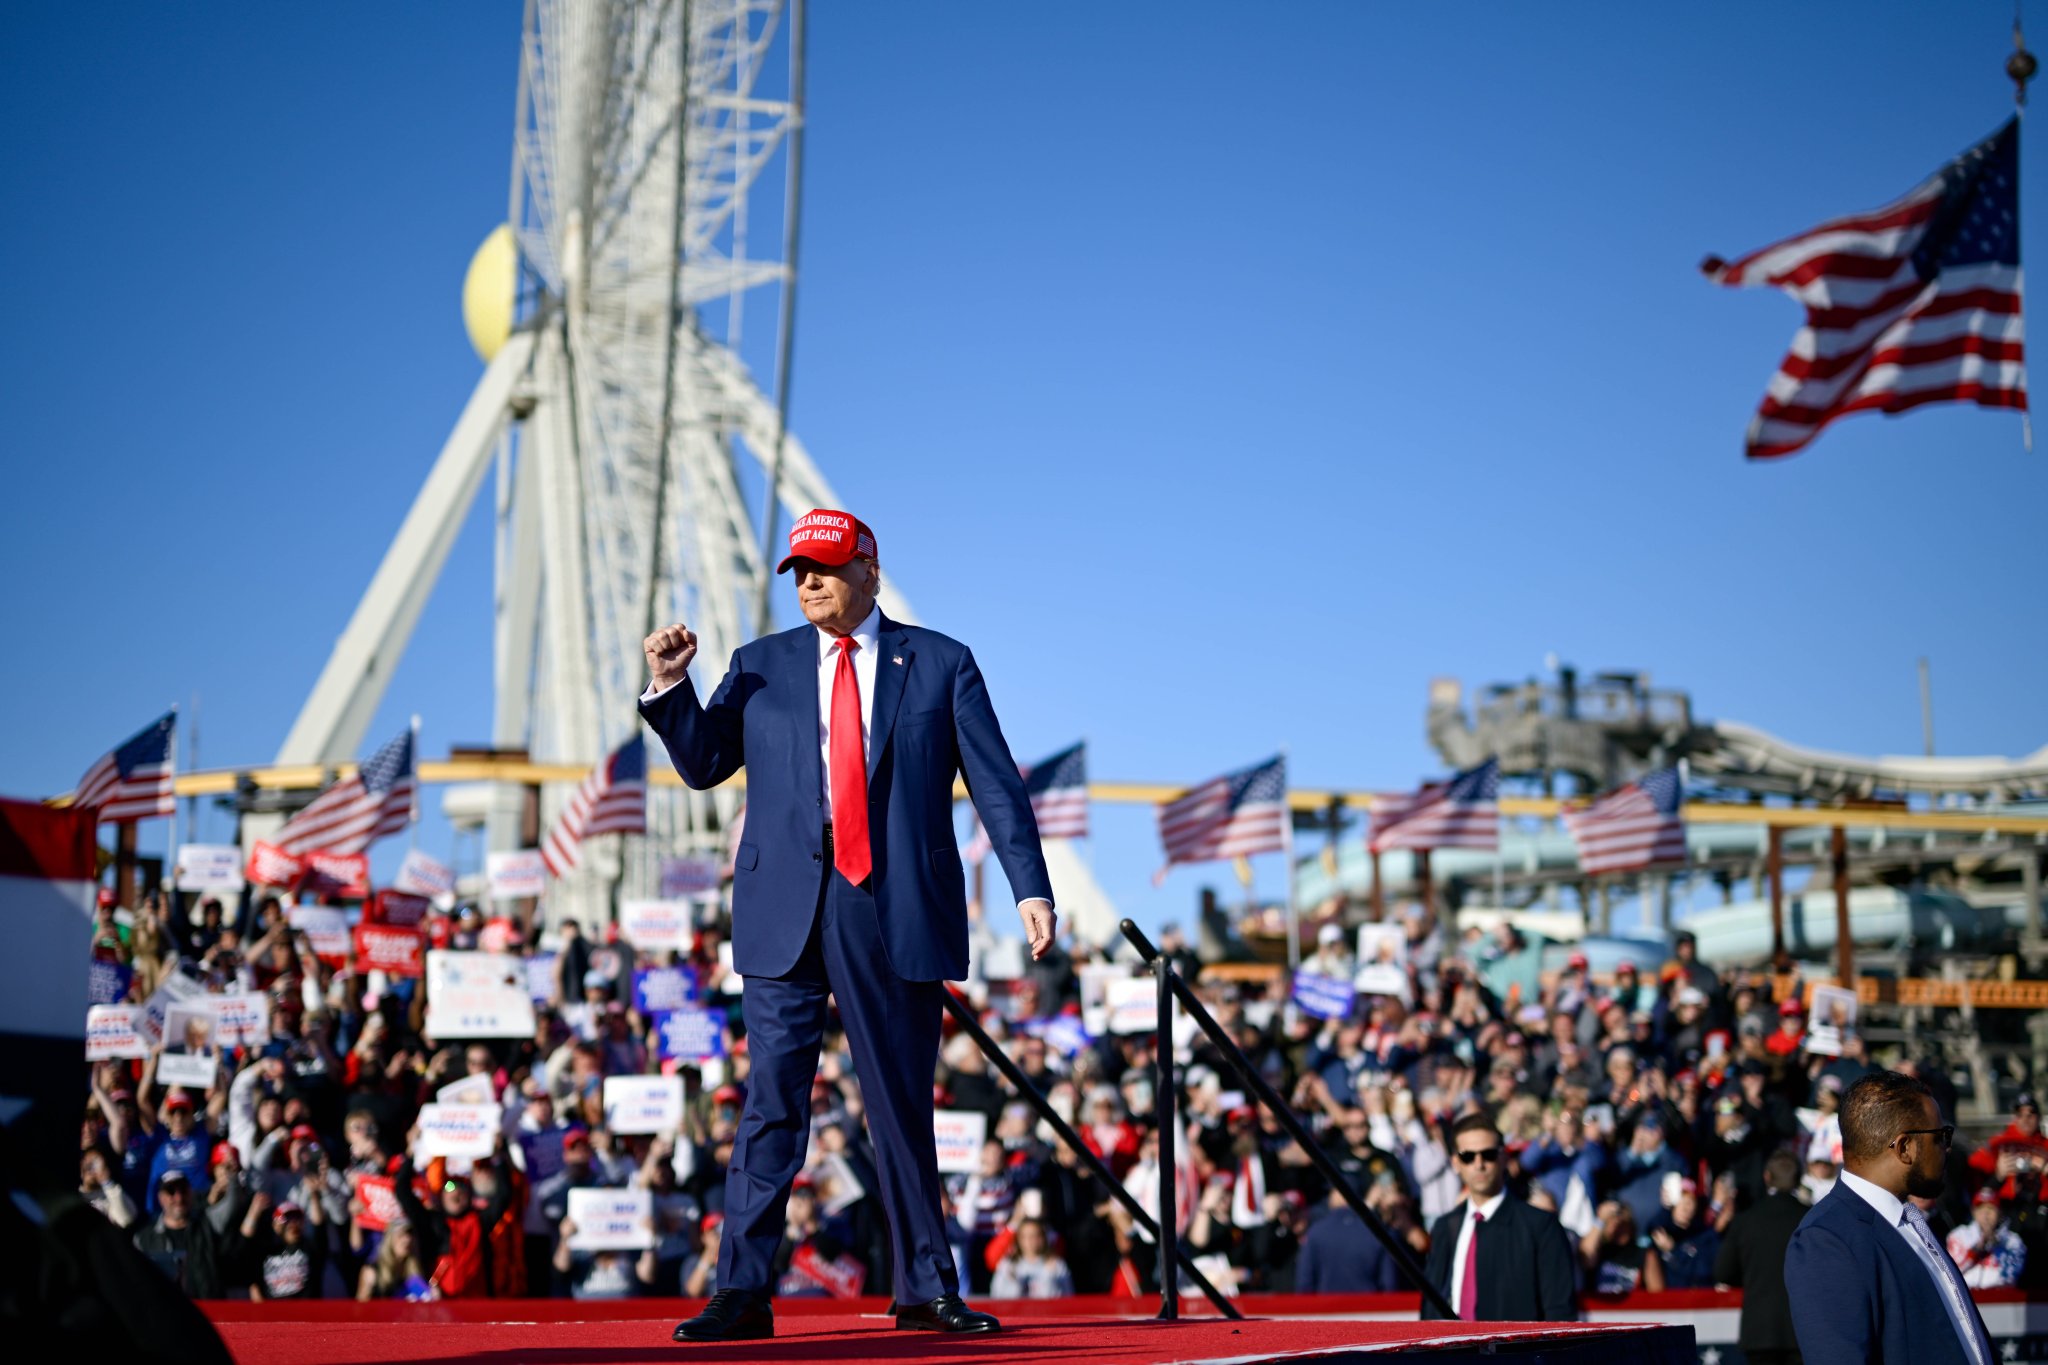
left=424, top=951, right=538, bottom=1039
left=415, top=1103, right=503, bottom=1159
left=603, top=1074, right=685, bottom=1135
left=1106, top=977, right=1160, bottom=1035
left=137, top=972, right=202, bottom=1046
left=438, top=1073, right=498, bottom=1107
left=1079, top=964, right=1124, bottom=1037
left=619, top=900, right=693, bottom=954
left=209, top=993, right=271, bottom=1048
left=487, top=850, right=547, bottom=901
left=395, top=848, right=456, bottom=900
left=932, top=1109, right=988, bottom=1174
left=156, top=1051, right=219, bottom=1089
left=288, top=905, right=352, bottom=961
left=86, top=1005, right=149, bottom=1059
left=567, top=1187, right=655, bottom=1251
left=174, top=844, right=244, bottom=892
left=659, top=856, right=722, bottom=899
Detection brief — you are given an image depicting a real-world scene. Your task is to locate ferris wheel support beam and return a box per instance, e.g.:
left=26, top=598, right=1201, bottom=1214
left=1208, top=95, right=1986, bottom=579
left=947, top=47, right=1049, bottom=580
left=276, top=329, right=538, bottom=766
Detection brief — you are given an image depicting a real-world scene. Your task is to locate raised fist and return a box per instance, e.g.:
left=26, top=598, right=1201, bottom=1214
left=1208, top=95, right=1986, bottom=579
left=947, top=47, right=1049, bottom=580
left=644, top=624, right=698, bottom=692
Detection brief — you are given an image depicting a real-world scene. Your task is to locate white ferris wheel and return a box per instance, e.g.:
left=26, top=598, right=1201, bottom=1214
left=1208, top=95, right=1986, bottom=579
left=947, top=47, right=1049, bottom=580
left=263, top=0, right=913, bottom=919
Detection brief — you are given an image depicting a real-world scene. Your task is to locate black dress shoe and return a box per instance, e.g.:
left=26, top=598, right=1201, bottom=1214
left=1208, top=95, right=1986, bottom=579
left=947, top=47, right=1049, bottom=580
left=891, top=1293, right=1001, bottom=1334
left=673, top=1289, right=774, bottom=1342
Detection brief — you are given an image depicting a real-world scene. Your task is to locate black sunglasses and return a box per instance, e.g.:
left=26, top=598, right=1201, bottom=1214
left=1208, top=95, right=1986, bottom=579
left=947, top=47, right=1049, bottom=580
left=1895, top=1124, right=1955, bottom=1151
left=1455, top=1146, right=1503, bottom=1165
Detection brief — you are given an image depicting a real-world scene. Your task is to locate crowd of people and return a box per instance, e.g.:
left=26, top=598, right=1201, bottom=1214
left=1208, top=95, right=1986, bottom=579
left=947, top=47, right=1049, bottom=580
left=80, top=887, right=2048, bottom=1306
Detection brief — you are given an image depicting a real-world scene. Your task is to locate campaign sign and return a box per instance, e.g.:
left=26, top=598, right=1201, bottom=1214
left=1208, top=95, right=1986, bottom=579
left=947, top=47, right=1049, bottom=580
left=619, top=900, right=692, bottom=953
left=175, top=844, right=245, bottom=892
left=933, top=1110, right=987, bottom=1174
left=478, top=917, right=517, bottom=954
left=604, top=1075, right=685, bottom=1135
left=1290, top=971, right=1357, bottom=1021
left=437, top=1073, right=497, bottom=1107
left=634, top=966, right=699, bottom=1014
left=394, top=848, right=456, bottom=900
left=156, top=1050, right=219, bottom=1090
left=354, top=1173, right=403, bottom=1232
left=1806, top=984, right=1859, bottom=1057
left=356, top=924, right=426, bottom=978
left=487, top=850, right=546, bottom=901
left=301, top=851, right=370, bottom=900
left=86, top=1005, right=148, bottom=1059
left=137, top=972, right=202, bottom=1046
left=788, top=1242, right=867, bottom=1299
left=289, top=906, right=353, bottom=963
left=415, top=1103, right=502, bottom=1159
left=655, top=1006, right=726, bottom=1061
left=526, top=952, right=559, bottom=1002
left=566, top=1187, right=654, bottom=1251
left=424, top=950, right=537, bottom=1039
left=163, top=1002, right=217, bottom=1053
left=370, top=890, right=431, bottom=928
left=519, top=1129, right=567, bottom=1185
left=1106, top=977, right=1160, bottom=1035
left=659, top=856, right=722, bottom=899
left=1023, top=1013, right=1092, bottom=1057
left=245, top=841, right=304, bottom=888
left=210, top=992, right=272, bottom=1048
left=87, top=959, right=134, bottom=1006
left=1354, top=924, right=1410, bottom=999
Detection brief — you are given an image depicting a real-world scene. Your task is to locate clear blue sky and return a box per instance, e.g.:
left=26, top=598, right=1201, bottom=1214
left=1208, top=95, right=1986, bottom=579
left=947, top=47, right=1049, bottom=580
left=3, top=3, right=2042, bottom=939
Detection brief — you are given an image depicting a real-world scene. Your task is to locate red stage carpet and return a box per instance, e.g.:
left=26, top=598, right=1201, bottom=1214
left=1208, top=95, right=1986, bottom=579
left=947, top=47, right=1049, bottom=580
left=205, top=1296, right=1694, bottom=1365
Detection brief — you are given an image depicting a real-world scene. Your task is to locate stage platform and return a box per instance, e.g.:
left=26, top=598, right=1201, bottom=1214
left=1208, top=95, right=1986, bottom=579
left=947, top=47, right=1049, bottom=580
left=204, top=1295, right=1695, bottom=1365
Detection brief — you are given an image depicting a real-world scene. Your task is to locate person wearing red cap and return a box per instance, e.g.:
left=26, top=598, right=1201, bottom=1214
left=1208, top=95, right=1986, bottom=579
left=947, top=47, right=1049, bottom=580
left=1946, top=1186, right=2027, bottom=1288
left=642, top=508, right=1052, bottom=1342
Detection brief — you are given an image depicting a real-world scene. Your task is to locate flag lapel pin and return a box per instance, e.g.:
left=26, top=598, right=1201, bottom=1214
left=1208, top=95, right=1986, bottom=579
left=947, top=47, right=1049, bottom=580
left=892, top=655, right=903, bottom=665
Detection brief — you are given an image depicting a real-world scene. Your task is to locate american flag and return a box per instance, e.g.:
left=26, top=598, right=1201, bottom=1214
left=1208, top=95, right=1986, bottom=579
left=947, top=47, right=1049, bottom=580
left=273, top=729, right=416, bottom=856
left=72, top=711, right=177, bottom=823
left=1562, top=766, right=1688, bottom=876
left=963, top=741, right=1089, bottom=861
left=540, top=735, right=648, bottom=876
left=1154, top=754, right=1288, bottom=882
left=1705, top=118, right=2025, bottom=460
left=1368, top=758, right=1499, bottom=854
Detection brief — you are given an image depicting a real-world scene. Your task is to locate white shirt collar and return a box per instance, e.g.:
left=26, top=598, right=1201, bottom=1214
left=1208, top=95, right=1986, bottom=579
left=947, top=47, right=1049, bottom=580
left=1839, top=1168, right=1908, bottom=1226
left=815, top=603, right=881, bottom=663
left=1468, top=1190, right=1508, bottom=1222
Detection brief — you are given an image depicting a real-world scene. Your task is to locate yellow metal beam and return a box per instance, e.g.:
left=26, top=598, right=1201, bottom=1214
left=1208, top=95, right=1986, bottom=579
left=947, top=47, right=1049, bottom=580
left=133, top=759, right=2048, bottom=838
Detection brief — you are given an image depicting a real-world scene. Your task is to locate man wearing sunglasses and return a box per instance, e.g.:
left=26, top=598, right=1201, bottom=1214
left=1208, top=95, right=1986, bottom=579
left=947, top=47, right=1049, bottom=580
left=1420, top=1114, right=1577, bottom=1321
left=1786, top=1070, right=1995, bottom=1365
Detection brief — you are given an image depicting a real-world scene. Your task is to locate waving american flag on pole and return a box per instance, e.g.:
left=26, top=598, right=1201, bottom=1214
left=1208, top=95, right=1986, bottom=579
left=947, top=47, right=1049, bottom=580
left=1562, top=766, right=1688, bottom=876
left=541, top=735, right=648, bottom=876
left=1154, top=754, right=1288, bottom=882
left=71, top=711, right=177, bottom=823
left=964, top=741, right=1089, bottom=861
left=273, top=728, right=415, bottom=856
left=1705, top=118, right=2025, bottom=459
left=1368, top=758, right=1500, bottom=854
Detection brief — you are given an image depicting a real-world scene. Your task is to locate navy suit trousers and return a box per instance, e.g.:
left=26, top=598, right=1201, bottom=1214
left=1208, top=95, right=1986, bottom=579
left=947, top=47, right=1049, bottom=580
left=715, top=844, right=956, bottom=1304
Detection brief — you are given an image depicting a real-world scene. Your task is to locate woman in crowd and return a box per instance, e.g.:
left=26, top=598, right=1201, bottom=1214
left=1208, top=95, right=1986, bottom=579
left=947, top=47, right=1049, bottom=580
left=358, top=1218, right=435, bottom=1300
left=990, top=1218, right=1074, bottom=1299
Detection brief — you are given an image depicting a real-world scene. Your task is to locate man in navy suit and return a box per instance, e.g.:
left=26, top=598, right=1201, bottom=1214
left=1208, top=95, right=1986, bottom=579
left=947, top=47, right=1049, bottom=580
left=1785, top=1070, right=1996, bottom=1365
left=641, top=509, right=1055, bottom=1342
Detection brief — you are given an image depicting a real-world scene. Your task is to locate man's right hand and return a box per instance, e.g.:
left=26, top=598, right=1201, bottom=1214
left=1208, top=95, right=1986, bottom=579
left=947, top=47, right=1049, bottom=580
left=644, top=624, right=698, bottom=692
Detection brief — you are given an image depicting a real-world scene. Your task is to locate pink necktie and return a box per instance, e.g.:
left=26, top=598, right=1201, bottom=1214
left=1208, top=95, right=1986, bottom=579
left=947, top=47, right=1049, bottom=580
left=829, top=637, right=871, bottom=884
left=1459, top=1210, right=1483, bottom=1320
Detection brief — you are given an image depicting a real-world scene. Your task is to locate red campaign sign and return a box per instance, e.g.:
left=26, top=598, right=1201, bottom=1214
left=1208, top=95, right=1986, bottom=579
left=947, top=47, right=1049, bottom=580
left=478, top=917, right=518, bottom=954
left=355, top=924, right=426, bottom=978
left=301, top=851, right=370, bottom=900
left=425, top=915, right=453, bottom=950
left=788, top=1242, right=867, bottom=1300
left=354, top=1173, right=404, bottom=1232
left=245, top=842, right=304, bottom=888
left=369, top=890, right=431, bottom=927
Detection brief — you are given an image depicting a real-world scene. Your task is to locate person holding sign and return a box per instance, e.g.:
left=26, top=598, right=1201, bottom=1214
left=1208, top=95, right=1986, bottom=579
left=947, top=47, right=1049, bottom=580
left=643, top=508, right=1054, bottom=1342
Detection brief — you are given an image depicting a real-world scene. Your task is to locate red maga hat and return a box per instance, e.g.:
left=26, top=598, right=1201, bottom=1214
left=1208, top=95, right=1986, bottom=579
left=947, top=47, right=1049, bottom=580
left=776, top=509, right=877, bottom=574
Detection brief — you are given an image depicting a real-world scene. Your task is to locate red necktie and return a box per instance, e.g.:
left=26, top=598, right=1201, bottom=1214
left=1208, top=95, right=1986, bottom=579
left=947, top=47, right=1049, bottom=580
left=1458, top=1210, right=1483, bottom=1320
left=829, top=637, right=872, bottom=884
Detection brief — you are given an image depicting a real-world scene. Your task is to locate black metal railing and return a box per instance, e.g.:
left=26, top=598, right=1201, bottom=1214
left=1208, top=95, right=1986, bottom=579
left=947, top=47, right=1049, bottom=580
left=1119, top=919, right=1458, bottom=1320
left=939, top=989, right=1243, bottom=1320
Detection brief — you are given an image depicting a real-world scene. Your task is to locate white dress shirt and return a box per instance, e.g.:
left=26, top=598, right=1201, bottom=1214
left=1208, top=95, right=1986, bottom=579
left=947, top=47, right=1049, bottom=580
left=1449, top=1190, right=1506, bottom=1314
left=641, top=605, right=881, bottom=811
left=1838, top=1169, right=1993, bottom=1365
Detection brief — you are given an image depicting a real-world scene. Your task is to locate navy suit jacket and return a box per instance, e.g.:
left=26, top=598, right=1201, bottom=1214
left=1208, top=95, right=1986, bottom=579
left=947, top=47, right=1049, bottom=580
left=640, top=613, right=1053, bottom=982
left=1784, top=1180, right=1990, bottom=1365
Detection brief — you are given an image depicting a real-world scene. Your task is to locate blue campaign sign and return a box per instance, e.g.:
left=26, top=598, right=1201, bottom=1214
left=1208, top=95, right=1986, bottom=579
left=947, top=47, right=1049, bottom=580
left=655, top=1006, right=727, bottom=1061
left=1290, top=970, right=1357, bottom=1021
left=1019, top=1014, right=1093, bottom=1057
left=87, top=960, right=134, bottom=1006
left=634, top=966, right=699, bottom=1014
